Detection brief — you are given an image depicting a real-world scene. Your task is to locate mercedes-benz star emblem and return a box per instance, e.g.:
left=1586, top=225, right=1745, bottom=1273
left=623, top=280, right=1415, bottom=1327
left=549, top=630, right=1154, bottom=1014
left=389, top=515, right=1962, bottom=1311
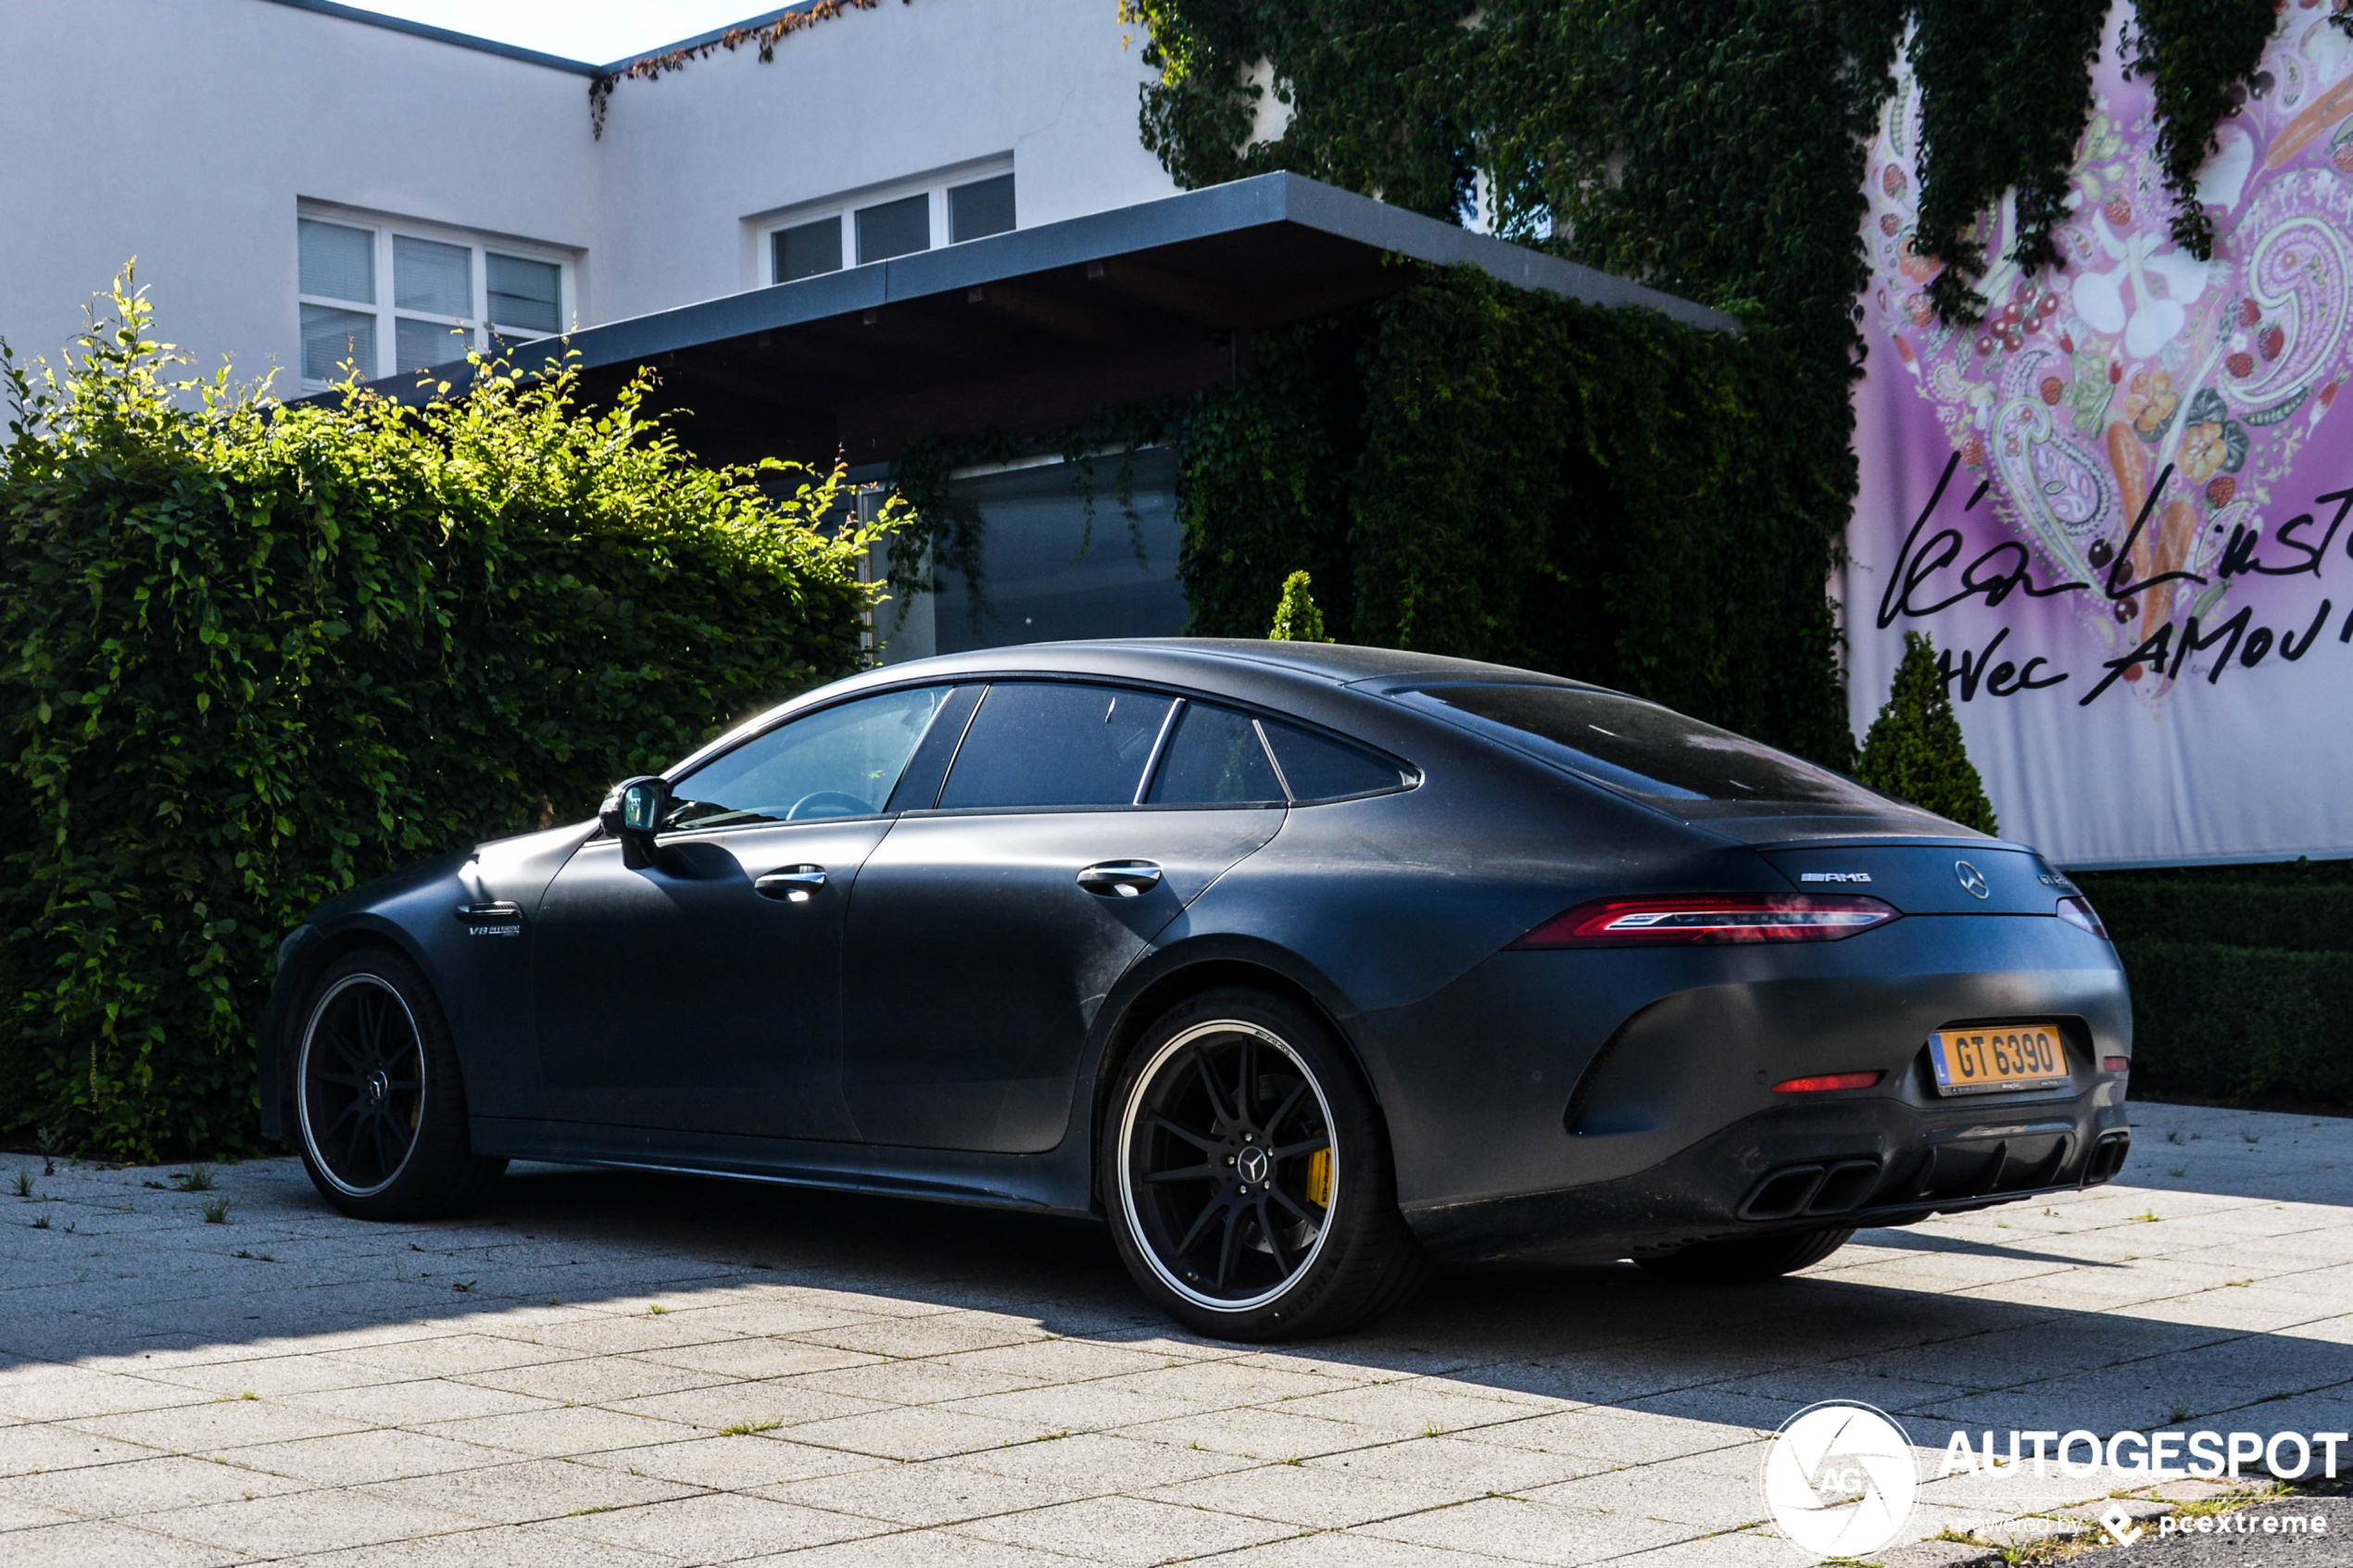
left=1955, top=860, right=1990, bottom=899
left=1236, top=1146, right=1270, bottom=1185
left=366, top=1068, right=390, bottom=1104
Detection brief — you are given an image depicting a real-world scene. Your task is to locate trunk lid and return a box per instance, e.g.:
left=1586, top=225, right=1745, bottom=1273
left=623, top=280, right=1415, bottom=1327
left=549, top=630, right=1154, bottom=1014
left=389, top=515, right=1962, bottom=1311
left=1755, top=841, right=2071, bottom=916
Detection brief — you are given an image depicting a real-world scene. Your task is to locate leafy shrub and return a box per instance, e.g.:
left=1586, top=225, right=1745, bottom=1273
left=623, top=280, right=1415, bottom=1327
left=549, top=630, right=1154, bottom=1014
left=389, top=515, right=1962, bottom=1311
left=0, top=273, right=889, bottom=1161
left=1856, top=631, right=1997, bottom=833
left=1267, top=571, right=1331, bottom=642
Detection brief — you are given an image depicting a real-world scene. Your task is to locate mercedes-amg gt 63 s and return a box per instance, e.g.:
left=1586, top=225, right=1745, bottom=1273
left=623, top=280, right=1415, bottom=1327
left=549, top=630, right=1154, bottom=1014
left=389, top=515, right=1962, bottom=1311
left=260, top=640, right=2133, bottom=1339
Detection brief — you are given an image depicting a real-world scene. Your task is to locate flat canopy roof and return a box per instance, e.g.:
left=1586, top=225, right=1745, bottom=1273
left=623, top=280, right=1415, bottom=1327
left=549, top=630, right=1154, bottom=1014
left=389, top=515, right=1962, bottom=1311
left=357, top=173, right=1734, bottom=470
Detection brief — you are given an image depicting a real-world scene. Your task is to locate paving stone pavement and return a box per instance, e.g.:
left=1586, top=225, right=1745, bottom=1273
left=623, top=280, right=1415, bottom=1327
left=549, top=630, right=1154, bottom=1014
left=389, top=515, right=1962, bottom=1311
left=5, top=1102, right=2349, bottom=1567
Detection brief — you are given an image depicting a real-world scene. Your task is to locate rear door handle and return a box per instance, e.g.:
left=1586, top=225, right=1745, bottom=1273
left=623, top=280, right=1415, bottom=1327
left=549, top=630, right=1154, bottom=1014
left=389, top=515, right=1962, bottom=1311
left=754, top=866, right=827, bottom=902
left=1077, top=860, right=1163, bottom=898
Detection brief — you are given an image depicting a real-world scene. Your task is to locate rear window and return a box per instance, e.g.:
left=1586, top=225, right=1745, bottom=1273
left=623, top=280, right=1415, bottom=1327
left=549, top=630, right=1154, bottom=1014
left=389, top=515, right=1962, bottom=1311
left=937, top=683, right=1174, bottom=809
left=1147, top=704, right=1285, bottom=806
left=1401, top=684, right=1881, bottom=808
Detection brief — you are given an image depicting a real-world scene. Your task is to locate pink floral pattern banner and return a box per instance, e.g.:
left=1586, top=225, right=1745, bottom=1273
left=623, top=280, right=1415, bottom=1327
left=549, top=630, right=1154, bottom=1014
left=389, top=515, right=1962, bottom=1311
left=1848, top=3, right=2353, bottom=865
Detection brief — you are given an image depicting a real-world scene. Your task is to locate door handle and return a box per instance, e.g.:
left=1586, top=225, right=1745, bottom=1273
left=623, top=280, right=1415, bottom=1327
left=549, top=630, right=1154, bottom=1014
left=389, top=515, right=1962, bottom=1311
left=754, top=866, right=827, bottom=902
left=1077, top=860, right=1163, bottom=898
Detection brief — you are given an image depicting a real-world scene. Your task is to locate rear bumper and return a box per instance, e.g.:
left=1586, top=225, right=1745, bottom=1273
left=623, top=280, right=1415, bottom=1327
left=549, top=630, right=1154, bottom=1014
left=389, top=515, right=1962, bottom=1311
left=1402, top=1091, right=2132, bottom=1262
left=1360, top=912, right=2133, bottom=1259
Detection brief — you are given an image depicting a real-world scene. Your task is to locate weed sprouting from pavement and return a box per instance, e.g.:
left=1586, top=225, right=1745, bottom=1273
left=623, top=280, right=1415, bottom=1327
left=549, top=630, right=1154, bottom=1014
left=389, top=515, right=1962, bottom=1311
left=2171, top=1403, right=2194, bottom=1423
left=647, top=1303, right=668, bottom=1315
left=719, top=1420, right=783, bottom=1436
left=8, top=1170, right=31, bottom=1198
left=200, top=1196, right=233, bottom=1223
left=2167, top=1130, right=2187, bottom=1144
left=30, top=1214, right=49, bottom=1230
left=2169, top=1164, right=2189, bottom=1177
left=175, top=1164, right=218, bottom=1192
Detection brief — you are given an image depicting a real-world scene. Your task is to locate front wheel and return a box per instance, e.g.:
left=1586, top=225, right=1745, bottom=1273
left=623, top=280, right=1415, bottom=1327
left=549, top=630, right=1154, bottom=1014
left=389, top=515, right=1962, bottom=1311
left=1634, top=1225, right=1855, bottom=1285
left=290, top=947, right=505, bottom=1221
left=1103, top=987, right=1427, bottom=1341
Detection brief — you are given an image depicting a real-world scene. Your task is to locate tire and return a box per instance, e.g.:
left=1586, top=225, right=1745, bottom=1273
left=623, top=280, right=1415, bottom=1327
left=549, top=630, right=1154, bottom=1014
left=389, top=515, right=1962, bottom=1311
left=1634, top=1225, right=1855, bottom=1285
left=288, top=947, right=506, bottom=1220
left=1102, top=986, right=1428, bottom=1341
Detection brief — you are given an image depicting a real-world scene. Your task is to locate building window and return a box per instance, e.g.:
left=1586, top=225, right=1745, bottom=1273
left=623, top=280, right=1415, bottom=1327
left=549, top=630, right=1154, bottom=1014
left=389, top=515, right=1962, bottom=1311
left=762, top=163, right=1015, bottom=287
left=949, top=173, right=1015, bottom=244
left=855, top=193, right=930, bottom=265
left=296, top=210, right=572, bottom=389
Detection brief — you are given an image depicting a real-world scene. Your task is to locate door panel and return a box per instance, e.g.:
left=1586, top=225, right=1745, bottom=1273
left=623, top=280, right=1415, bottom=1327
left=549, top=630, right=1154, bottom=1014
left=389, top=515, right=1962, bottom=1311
left=533, top=820, right=888, bottom=1137
left=839, top=808, right=1281, bottom=1151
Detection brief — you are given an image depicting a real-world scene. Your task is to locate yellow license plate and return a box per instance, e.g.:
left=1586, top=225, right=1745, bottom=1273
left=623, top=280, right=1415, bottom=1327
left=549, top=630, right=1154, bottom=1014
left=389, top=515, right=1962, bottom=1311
left=1928, top=1024, right=2070, bottom=1096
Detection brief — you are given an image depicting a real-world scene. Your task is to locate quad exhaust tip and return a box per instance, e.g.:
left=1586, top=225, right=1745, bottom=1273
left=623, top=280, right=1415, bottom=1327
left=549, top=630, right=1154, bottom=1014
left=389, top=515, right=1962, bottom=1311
left=1739, top=1158, right=1882, bottom=1222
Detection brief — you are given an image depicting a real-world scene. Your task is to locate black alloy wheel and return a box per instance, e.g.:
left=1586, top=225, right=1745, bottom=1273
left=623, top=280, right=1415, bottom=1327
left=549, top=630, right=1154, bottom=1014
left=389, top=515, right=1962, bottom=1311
left=291, top=948, right=505, bottom=1220
left=1106, top=987, right=1428, bottom=1340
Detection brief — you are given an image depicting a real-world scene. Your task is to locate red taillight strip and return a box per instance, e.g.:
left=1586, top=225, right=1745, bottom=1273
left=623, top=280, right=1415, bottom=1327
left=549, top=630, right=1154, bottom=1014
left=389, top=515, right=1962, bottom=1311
left=1772, top=1071, right=1884, bottom=1093
left=1510, top=894, right=1901, bottom=948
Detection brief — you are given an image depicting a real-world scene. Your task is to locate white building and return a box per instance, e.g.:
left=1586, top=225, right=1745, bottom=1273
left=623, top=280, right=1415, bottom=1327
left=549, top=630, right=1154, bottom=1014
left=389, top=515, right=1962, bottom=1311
left=0, top=0, right=1176, bottom=392
left=1, top=0, right=1716, bottom=659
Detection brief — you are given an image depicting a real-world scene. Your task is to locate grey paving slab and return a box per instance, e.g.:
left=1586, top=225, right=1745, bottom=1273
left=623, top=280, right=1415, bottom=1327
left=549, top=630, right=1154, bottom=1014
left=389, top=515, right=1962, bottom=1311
left=3, top=1104, right=2344, bottom=1567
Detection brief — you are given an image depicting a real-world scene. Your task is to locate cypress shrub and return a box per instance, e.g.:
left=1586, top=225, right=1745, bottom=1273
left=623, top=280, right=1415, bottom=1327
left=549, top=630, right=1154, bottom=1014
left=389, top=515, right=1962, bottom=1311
left=0, top=276, right=887, bottom=1160
left=1267, top=571, right=1332, bottom=642
left=1856, top=631, right=1998, bottom=833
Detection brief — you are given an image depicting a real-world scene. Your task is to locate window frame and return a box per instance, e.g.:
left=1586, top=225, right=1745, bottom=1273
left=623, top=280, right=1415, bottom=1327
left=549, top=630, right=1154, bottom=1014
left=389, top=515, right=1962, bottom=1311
left=643, top=675, right=1419, bottom=835
left=754, top=157, right=1016, bottom=289
left=903, top=678, right=1416, bottom=817
left=296, top=203, right=574, bottom=390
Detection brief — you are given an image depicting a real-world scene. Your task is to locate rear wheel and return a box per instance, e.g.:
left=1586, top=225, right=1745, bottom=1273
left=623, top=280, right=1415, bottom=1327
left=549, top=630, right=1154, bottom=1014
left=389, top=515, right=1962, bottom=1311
left=1635, top=1225, right=1855, bottom=1284
left=1103, top=987, right=1427, bottom=1341
left=291, top=947, right=505, bottom=1220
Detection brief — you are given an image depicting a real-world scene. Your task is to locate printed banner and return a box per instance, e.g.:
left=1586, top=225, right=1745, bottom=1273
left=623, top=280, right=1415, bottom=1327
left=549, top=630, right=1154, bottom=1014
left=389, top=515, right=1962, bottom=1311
left=1848, top=3, right=2353, bottom=867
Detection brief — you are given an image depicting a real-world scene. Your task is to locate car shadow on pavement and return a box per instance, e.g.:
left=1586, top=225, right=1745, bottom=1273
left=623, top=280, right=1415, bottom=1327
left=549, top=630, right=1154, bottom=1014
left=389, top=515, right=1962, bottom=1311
left=12, top=1138, right=2349, bottom=1475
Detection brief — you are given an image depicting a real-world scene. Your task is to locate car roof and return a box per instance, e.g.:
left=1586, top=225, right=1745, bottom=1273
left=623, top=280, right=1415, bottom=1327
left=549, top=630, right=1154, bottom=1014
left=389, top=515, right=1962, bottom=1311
left=665, top=639, right=1591, bottom=781
left=875, top=638, right=1592, bottom=689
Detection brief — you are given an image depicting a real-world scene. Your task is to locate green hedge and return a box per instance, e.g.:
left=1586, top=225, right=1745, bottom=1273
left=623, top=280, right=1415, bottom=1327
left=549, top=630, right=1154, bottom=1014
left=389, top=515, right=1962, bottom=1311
left=1177, top=269, right=1856, bottom=764
left=2075, top=860, right=2353, bottom=1110
left=2109, top=940, right=2353, bottom=1107
left=0, top=277, right=887, bottom=1161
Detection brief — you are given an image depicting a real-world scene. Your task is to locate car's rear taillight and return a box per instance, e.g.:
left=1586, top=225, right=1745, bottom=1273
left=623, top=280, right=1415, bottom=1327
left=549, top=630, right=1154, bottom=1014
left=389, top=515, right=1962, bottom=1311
left=2056, top=896, right=2109, bottom=938
left=1510, top=894, right=1900, bottom=948
left=1772, top=1071, right=1884, bottom=1094
left=2103, top=1056, right=2129, bottom=1073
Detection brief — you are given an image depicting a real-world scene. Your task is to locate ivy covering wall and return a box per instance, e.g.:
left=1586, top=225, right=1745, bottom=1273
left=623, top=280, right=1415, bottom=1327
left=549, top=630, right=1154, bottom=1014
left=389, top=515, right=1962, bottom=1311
left=1098, top=0, right=2316, bottom=764
left=1176, top=272, right=1858, bottom=762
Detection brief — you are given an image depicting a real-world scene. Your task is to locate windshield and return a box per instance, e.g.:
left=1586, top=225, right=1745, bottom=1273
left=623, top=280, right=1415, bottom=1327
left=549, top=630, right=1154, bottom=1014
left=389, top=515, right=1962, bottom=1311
left=1399, top=684, right=1887, bottom=809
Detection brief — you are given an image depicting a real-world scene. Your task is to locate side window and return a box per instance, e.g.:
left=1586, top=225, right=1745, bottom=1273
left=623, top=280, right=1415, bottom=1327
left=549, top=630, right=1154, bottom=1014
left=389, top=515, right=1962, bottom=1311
left=1147, top=703, right=1284, bottom=806
left=1262, top=721, right=1406, bottom=802
left=665, top=685, right=955, bottom=830
left=937, top=684, right=1174, bottom=809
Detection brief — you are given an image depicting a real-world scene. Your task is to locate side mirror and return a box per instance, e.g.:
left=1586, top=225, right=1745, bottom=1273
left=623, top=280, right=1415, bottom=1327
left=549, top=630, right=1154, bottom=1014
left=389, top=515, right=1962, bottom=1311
left=598, top=775, right=670, bottom=868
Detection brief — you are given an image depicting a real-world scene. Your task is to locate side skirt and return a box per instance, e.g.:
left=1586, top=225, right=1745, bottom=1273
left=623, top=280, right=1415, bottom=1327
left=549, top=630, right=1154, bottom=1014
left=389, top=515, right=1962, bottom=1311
left=471, top=1116, right=1098, bottom=1219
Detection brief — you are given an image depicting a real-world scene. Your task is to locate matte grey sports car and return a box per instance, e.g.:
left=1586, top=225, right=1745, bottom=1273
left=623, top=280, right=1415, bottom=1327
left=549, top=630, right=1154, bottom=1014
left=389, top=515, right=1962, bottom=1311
left=259, top=640, right=2133, bottom=1339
